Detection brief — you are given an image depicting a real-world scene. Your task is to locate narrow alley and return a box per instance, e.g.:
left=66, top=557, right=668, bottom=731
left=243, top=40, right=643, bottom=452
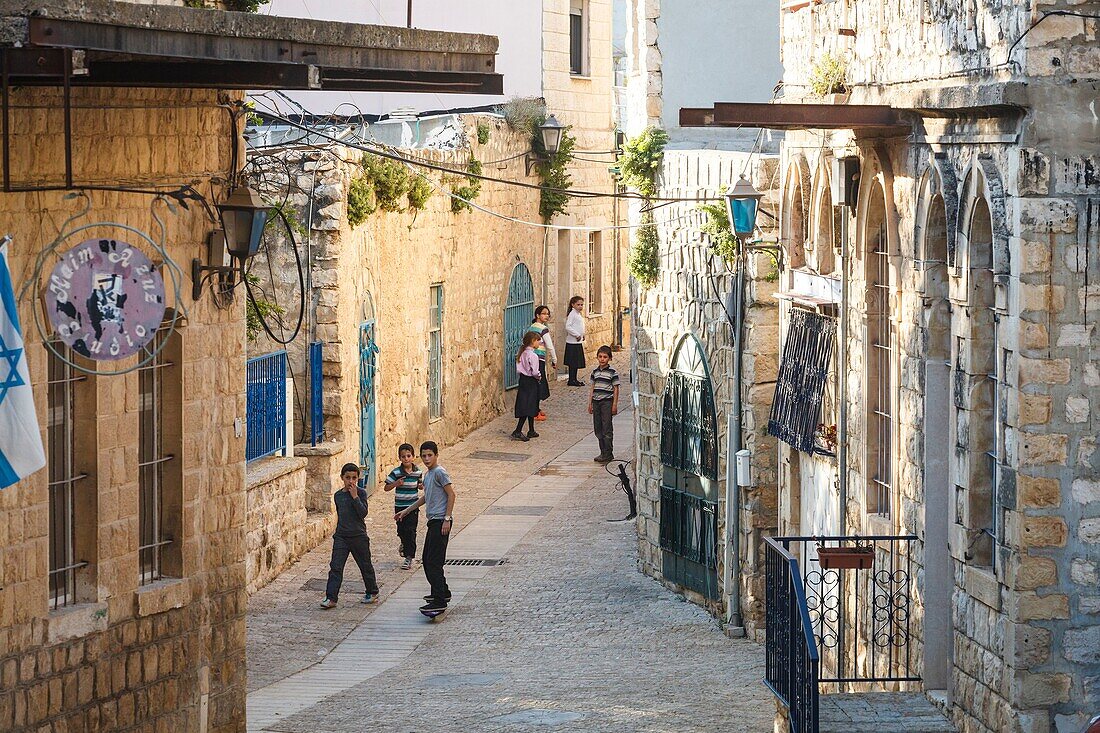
left=245, top=389, right=773, bottom=732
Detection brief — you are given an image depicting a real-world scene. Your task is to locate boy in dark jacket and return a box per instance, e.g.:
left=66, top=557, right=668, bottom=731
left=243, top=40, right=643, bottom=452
left=320, top=463, right=380, bottom=609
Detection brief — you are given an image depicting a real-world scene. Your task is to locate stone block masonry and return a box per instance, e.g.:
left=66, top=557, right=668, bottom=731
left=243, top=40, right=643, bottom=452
left=0, top=87, right=247, bottom=730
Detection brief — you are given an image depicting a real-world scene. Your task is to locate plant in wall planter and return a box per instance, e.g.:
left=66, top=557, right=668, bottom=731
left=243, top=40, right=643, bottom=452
left=809, top=51, right=849, bottom=101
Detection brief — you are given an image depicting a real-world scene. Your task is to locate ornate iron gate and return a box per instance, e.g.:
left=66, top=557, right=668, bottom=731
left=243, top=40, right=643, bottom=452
left=659, top=335, right=720, bottom=598
left=359, top=314, right=379, bottom=493
left=502, top=262, right=534, bottom=390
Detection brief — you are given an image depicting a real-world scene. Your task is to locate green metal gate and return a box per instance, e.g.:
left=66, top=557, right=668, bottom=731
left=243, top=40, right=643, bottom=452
left=659, top=334, right=720, bottom=599
left=503, top=263, right=534, bottom=390
left=359, top=294, right=378, bottom=492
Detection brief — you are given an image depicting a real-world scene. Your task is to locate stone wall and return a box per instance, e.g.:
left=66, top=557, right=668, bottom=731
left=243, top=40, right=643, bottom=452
left=245, top=457, right=330, bottom=593
left=777, top=1, right=1100, bottom=730
left=631, top=150, right=780, bottom=635
left=0, top=88, right=246, bottom=731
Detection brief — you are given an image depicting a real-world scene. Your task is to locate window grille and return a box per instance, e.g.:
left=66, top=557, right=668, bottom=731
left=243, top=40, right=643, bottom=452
left=138, top=327, right=174, bottom=585
left=867, top=216, right=894, bottom=518
left=429, top=284, right=444, bottom=419
left=659, top=371, right=718, bottom=481
left=769, top=309, right=836, bottom=453
left=246, top=351, right=287, bottom=462
left=47, top=341, right=87, bottom=609
left=659, top=484, right=718, bottom=569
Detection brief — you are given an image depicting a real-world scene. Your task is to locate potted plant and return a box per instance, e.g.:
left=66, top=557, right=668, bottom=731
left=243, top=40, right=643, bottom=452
left=815, top=423, right=838, bottom=454
left=816, top=537, right=874, bottom=570
left=809, top=52, right=849, bottom=104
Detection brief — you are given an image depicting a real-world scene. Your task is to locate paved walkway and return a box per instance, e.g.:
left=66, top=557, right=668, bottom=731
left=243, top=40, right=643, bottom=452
left=246, top=387, right=774, bottom=732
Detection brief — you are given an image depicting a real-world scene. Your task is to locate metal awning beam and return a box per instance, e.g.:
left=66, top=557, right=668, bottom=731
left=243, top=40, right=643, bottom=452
left=0, top=2, right=502, bottom=93
left=680, top=102, right=909, bottom=130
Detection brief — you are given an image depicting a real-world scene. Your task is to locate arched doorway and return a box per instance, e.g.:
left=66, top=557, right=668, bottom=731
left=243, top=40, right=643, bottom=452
left=659, top=335, right=720, bottom=599
left=359, top=293, right=379, bottom=493
left=503, top=262, right=534, bottom=390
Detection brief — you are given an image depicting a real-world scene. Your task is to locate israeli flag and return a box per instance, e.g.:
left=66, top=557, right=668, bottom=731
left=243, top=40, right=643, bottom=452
left=0, top=236, right=45, bottom=489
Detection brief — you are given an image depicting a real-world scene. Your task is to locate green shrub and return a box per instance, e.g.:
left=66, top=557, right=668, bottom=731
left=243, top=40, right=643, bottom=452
left=347, top=175, right=376, bottom=227
left=629, top=215, right=660, bottom=288
left=809, top=52, right=848, bottom=96
left=698, top=203, right=737, bottom=262
left=476, top=120, right=491, bottom=145
left=407, top=176, right=434, bottom=212
left=618, top=127, right=669, bottom=198
left=363, top=156, right=411, bottom=212
left=499, top=97, right=547, bottom=135
left=450, top=157, right=483, bottom=213
left=530, top=117, right=575, bottom=221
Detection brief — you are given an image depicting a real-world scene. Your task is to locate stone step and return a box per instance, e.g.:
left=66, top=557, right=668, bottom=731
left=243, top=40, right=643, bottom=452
left=820, top=691, right=956, bottom=733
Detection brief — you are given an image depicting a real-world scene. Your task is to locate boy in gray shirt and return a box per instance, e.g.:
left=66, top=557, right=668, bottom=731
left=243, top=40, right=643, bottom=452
left=395, top=441, right=455, bottom=612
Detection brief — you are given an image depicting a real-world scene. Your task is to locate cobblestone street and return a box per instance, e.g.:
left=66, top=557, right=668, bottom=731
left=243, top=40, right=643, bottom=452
left=246, top=387, right=773, bottom=732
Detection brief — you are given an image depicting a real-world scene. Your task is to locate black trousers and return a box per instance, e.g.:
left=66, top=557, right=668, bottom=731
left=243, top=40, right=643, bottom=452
left=568, top=365, right=580, bottom=383
left=325, top=534, right=378, bottom=600
left=592, top=398, right=614, bottom=456
left=396, top=509, right=419, bottom=558
left=423, top=519, right=451, bottom=603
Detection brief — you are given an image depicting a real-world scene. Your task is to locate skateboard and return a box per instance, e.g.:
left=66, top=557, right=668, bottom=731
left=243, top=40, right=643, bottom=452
left=420, top=608, right=446, bottom=620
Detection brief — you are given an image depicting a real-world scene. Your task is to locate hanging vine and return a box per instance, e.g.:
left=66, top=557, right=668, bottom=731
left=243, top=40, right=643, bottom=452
left=629, top=213, right=660, bottom=288
left=617, top=127, right=668, bottom=198
left=699, top=202, right=738, bottom=263
left=531, top=119, right=575, bottom=222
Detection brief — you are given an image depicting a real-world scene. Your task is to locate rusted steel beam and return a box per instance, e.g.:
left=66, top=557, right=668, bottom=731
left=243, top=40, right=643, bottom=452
left=680, top=102, right=907, bottom=130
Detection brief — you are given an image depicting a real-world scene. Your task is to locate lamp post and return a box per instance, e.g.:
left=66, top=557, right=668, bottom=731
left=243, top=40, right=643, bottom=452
left=526, top=114, right=566, bottom=174
left=721, top=174, right=764, bottom=635
left=192, top=185, right=271, bottom=300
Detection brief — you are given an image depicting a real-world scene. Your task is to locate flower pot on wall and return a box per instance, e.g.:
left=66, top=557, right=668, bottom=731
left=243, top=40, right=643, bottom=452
left=816, top=545, right=874, bottom=570
left=822, top=93, right=850, bottom=105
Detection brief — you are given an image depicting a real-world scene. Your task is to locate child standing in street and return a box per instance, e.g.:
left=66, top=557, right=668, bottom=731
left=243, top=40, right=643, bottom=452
left=528, top=305, right=555, bottom=420
left=395, top=441, right=456, bottom=614
left=512, top=331, right=543, bottom=442
left=587, top=345, right=620, bottom=463
left=384, top=443, right=423, bottom=570
left=320, top=463, right=380, bottom=609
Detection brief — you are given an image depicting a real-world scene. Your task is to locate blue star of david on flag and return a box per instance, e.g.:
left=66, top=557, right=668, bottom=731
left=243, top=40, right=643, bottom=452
left=0, top=236, right=46, bottom=489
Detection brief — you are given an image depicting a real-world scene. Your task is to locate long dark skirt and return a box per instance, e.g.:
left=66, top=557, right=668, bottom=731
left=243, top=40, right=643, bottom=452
left=537, top=359, right=551, bottom=400
left=564, top=342, right=586, bottom=369
left=515, top=374, right=541, bottom=418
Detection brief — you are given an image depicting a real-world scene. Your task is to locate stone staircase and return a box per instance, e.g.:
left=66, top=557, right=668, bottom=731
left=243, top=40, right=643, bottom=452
left=819, top=692, right=956, bottom=733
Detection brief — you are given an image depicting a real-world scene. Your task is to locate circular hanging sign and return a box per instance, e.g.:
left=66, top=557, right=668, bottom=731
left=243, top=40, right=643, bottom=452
left=45, top=238, right=166, bottom=361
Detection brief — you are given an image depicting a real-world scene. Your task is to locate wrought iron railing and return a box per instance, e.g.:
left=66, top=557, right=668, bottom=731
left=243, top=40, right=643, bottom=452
left=765, top=537, right=820, bottom=733
left=775, top=535, right=920, bottom=685
left=246, top=351, right=287, bottom=462
left=308, top=341, right=323, bottom=446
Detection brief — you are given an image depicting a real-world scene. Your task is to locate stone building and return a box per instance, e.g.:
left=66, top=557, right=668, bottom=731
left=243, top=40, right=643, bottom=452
left=620, top=0, right=783, bottom=637
left=679, top=1, right=1100, bottom=731
left=0, top=2, right=499, bottom=730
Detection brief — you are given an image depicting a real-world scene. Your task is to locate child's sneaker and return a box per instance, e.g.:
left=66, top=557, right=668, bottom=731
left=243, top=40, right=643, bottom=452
left=319, top=598, right=337, bottom=609
left=361, top=593, right=378, bottom=604
left=401, top=557, right=413, bottom=570
left=420, top=600, right=447, bottom=612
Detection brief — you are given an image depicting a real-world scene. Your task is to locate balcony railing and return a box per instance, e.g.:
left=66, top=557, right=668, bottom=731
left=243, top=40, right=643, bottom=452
left=246, top=350, right=287, bottom=462
left=765, top=535, right=922, bottom=732
left=765, top=537, right=820, bottom=733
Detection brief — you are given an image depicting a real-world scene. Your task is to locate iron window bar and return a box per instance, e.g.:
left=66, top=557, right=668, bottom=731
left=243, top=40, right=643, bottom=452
left=137, top=538, right=174, bottom=552
left=47, top=472, right=88, bottom=487
left=137, top=455, right=175, bottom=468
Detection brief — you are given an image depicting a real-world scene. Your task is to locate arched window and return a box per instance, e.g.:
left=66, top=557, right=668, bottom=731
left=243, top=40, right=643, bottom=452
left=865, top=183, right=895, bottom=518
left=783, top=164, right=808, bottom=271
left=814, top=181, right=838, bottom=275
left=924, top=193, right=950, bottom=359
left=659, top=335, right=719, bottom=599
left=966, top=196, right=999, bottom=567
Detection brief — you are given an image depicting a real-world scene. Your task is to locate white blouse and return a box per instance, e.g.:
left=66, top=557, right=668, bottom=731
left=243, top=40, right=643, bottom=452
left=565, top=310, right=585, bottom=344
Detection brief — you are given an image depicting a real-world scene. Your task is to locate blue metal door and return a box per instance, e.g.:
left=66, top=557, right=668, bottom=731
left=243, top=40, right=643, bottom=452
left=359, top=320, right=378, bottom=493
left=503, top=262, right=534, bottom=389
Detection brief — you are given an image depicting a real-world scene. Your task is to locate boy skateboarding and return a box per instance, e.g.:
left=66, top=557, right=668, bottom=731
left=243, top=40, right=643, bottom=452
left=395, top=441, right=455, bottom=616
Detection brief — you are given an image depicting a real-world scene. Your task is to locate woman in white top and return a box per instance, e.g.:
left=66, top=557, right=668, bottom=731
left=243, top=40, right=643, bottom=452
left=564, top=295, right=587, bottom=386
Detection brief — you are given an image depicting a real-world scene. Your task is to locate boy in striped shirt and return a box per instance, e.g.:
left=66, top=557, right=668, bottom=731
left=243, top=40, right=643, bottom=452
left=587, top=345, right=620, bottom=464
left=384, top=443, right=423, bottom=570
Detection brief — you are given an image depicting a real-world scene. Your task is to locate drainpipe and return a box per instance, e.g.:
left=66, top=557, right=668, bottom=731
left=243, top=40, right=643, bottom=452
left=724, top=237, right=746, bottom=633
left=838, top=210, right=848, bottom=536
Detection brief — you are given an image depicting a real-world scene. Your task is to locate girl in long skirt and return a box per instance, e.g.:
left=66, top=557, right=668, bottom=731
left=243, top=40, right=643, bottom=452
left=512, top=331, right=543, bottom=441
left=527, top=305, right=555, bottom=419
left=564, top=295, right=587, bottom=385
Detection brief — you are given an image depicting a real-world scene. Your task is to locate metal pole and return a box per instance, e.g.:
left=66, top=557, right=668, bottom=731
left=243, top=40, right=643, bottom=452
left=837, top=209, right=849, bottom=536
left=725, top=235, right=746, bottom=632
left=407, top=0, right=413, bottom=27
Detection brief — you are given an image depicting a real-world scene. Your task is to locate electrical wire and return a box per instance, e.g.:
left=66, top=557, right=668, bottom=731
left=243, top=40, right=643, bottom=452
left=242, top=207, right=305, bottom=346
left=248, top=96, right=722, bottom=205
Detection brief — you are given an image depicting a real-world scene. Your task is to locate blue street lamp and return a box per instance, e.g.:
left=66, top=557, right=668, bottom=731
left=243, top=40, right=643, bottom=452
left=724, top=175, right=764, bottom=240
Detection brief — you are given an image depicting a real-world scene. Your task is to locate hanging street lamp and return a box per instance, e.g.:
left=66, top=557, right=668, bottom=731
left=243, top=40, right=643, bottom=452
left=218, top=185, right=271, bottom=260
left=539, top=114, right=566, bottom=156
left=723, top=174, right=764, bottom=240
